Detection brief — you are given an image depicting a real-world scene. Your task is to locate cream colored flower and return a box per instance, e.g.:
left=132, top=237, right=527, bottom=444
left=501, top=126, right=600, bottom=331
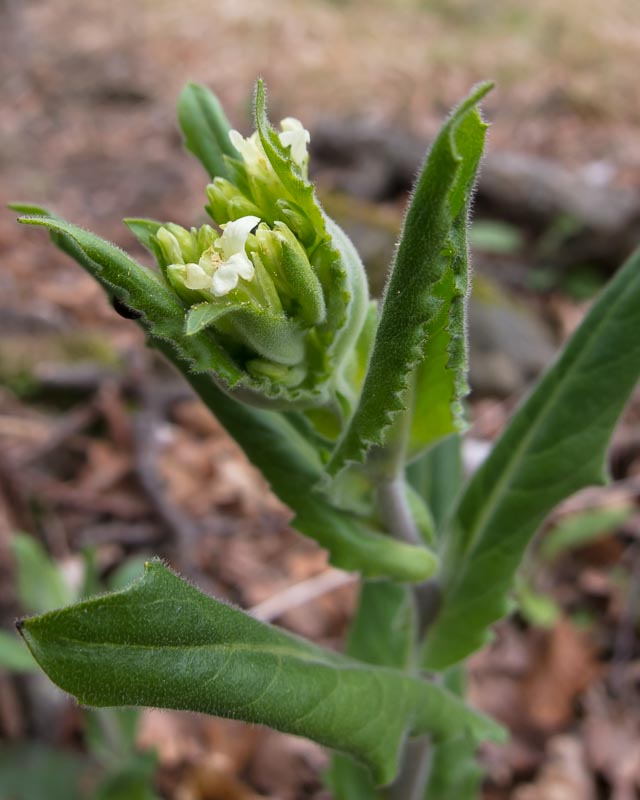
left=228, top=130, right=265, bottom=170
left=181, top=215, right=260, bottom=297
left=229, top=119, right=310, bottom=172
left=279, top=117, right=310, bottom=168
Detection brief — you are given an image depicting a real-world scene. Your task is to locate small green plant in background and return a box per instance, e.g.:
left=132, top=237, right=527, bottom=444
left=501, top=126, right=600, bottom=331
left=0, top=534, right=158, bottom=800
left=10, top=78, right=640, bottom=798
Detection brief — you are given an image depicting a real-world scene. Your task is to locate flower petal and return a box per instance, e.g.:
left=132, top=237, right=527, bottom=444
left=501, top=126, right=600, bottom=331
left=279, top=118, right=310, bottom=167
left=218, top=215, right=261, bottom=260
left=225, top=251, right=255, bottom=282
left=211, top=264, right=240, bottom=297
left=184, top=262, right=212, bottom=290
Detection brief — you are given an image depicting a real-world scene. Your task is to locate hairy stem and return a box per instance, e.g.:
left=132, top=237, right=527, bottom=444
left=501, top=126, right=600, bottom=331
left=386, top=735, right=433, bottom=800
left=377, top=477, right=422, bottom=546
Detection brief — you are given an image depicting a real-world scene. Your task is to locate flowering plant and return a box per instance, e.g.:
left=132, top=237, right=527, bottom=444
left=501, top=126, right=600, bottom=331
left=13, top=80, right=640, bottom=798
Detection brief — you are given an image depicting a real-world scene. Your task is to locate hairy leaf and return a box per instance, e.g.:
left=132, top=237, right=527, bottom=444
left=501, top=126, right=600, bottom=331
left=326, top=83, right=491, bottom=480
left=423, top=667, right=484, bottom=800
left=423, top=245, right=640, bottom=669
left=327, top=580, right=416, bottom=798
left=177, top=83, right=238, bottom=180
left=19, top=563, right=502, bottom=786
left=16, top=212, right=244, bottom=387
left=407, top=435, right=463, bottom=535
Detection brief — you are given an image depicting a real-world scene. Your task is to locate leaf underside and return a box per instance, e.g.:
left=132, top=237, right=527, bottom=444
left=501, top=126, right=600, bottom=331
left=19, top=563, right=503, bottom=787
left=422, top=244, right=640, bottom=669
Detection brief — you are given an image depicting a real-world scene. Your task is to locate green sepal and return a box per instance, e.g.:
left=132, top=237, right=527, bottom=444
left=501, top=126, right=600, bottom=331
left=187, top=300, right=307, bottom=366
left=177, top=83, right=238, bottom=180
left=253, top=81, right=370, bottom=395
left=184, top=300, right=245, bottom=335
left=19, top=562, right=503, bottom=786
left=123, top=217, right=163, bottom=255
left=257, top=221, right=326, bottom=326
left=422, top=244, right=640, bottom=669
left=325, top=82, right=492, bottom=482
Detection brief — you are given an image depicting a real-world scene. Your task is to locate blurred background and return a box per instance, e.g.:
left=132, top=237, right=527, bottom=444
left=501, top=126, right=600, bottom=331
left=1, top=0, right=640, bottom=798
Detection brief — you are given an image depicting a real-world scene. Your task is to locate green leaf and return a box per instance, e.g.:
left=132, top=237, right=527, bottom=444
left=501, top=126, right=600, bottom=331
left=93, top=753, right=159, bottom=800
left=345, top=581, right=417, bottom=671
left=11, top=532, right=74, bottom=614
left=470, top=220, right=523, bottom=254
left=422, top=245, right=640, bottom=669
left=19, top=563, right=502, bottom=787
left=407, top=434, right=463, bottom=534
left=16, top=213, right=245, bottom=388
left=0, top=743, right=86, bottom=800
left=326, top=82, right=492, bottom=481
left=327, top=580, right=416, bottom=798
left=513, top=577, right=560, bottom=629
left=0, top=629, right=38, bottom=672
left=540, top=504, right=634, bottom=562
left=423, top=667, right=484, bottom=800
left=177, top=83, right=238, bottom=180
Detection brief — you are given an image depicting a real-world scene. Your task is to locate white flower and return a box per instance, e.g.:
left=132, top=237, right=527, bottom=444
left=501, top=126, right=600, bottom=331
left=182, top=215, right=260, bottom=297
left=229, top=130, right=265, bottom=170
left=229, top=119, right=311, bottom=172
left=278, top=117, right=310, bottom=168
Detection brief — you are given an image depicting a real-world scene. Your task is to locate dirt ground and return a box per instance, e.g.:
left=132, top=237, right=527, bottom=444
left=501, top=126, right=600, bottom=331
left=1, top=1, right=640, bottom=798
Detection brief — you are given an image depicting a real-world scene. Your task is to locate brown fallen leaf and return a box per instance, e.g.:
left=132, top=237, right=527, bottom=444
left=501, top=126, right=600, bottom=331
left=583, top=686, right=640, bottom=800
left=177, top=754, right=268, bottom=800
left=522, top=618, right=602, bottom=732
left=513, top=735, right=596, bottom=800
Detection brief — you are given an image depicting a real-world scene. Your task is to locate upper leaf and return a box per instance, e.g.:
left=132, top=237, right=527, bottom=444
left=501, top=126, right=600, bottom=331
left=177, top=82, right=238, bottom=180
left=326, top=82, right=491, bottom=481
left=422, top=245, right=640, bottom=669
left=19, top=562, right=503, bottom=786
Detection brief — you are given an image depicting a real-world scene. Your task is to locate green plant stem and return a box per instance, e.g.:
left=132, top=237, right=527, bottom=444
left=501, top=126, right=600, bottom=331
left=386, top=735, right=433, bottom=800
left=377, top=477, right=421, bottom=546
left=376, top=471, right=438, bottom=799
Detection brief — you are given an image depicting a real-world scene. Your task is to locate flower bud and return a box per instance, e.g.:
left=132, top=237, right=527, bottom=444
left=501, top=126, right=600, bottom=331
left=206, top=178, right=263, bottom=225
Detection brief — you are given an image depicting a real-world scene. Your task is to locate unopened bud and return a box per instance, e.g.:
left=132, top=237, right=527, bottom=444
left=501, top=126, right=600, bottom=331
left=206, top=179, right=262, bottom=225
left=255, top=222, right=326, bottom=327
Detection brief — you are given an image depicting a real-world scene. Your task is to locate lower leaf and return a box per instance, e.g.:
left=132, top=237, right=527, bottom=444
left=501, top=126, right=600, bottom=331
left=19, top=562, right=503, bottom=787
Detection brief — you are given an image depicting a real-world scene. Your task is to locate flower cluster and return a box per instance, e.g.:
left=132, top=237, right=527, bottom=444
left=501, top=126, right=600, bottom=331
left=147, top=89, right=369, bottom=419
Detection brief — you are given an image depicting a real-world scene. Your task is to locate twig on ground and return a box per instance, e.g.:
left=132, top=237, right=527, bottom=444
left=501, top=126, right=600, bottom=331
left=249, top=569, right=356, bottom=622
